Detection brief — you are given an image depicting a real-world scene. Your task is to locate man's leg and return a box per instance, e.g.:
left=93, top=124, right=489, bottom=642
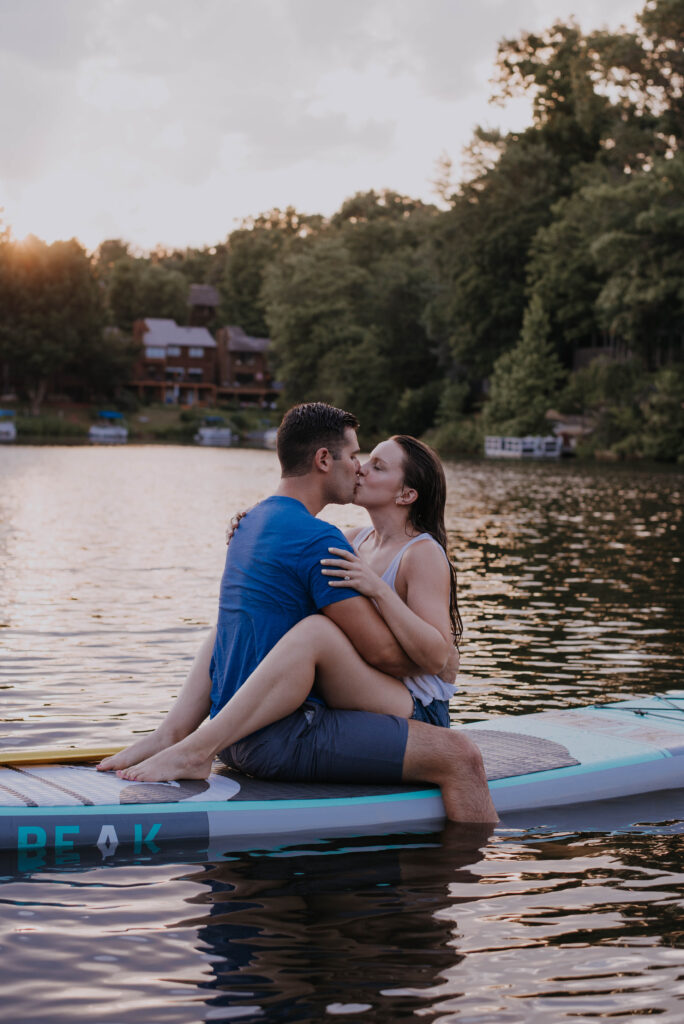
left=97, top=625, right=216, bottom=772
left=224, top=705, right=498, bottom=825
left=402, top=719, right=499, bottom=824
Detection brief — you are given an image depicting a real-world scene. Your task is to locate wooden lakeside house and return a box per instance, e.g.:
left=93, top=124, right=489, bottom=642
left=187, top=283, right=220, bottom=329
left=215, top=326, right=280, bottom=407
left=131, top=318, right=218, bottom=405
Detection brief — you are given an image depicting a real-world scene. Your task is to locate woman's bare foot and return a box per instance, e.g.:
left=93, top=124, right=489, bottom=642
left=97, top=731, right=170, bottom=773
left=116, top=736, right=215, bottom=783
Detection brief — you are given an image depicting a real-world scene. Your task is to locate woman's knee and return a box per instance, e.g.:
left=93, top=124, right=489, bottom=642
left=289, top=614, right=345, bottom=649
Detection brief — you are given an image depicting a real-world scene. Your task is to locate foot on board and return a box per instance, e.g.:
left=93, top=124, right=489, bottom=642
left=97, top=733, right=169, bottom=773
left=116, top=741, right=214, bottom=783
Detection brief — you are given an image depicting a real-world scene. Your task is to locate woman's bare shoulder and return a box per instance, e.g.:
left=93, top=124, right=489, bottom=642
left=401, top=537, right=450, bottom=579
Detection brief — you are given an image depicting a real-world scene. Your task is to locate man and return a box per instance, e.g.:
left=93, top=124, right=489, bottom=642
left=100, top=403, right=497, bottom=823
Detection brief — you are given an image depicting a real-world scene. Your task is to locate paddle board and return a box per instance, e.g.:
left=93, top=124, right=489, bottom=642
left=1, top=692, right=683, bottom=861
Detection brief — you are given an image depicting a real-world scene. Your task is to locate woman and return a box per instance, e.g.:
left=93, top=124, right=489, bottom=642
left=101, top=435, right=462, bottom=783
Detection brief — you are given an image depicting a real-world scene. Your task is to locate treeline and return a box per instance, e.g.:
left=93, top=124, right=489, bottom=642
left=1, top=0, right=683, bottom=459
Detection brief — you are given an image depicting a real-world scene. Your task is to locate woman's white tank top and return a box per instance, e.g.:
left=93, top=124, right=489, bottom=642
left=353, top=527, right=457, bottom=706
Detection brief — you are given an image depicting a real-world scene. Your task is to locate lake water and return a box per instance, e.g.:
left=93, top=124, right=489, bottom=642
left=1, top=445, right=683, bottom=1023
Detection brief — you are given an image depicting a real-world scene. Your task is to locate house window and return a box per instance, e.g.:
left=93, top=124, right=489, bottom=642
left=188, top=369, right=204, bottom=380
left=167, top=346, right=181, bottom=356
left=145, top=346, right=166, bottom=359
left=189, top=347, right=204, bottom=358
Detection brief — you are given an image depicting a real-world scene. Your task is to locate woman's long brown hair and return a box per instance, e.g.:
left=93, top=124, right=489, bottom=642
left=392, top=435, right=463, bottom=644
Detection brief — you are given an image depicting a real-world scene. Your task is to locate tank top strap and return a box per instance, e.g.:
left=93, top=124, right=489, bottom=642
left=382, top=533, right=444, bottom=588
left=352, top=525, right=374, bottom=550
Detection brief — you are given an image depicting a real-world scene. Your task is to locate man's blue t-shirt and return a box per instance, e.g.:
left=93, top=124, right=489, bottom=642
left=209, top=496, right=360, bottom=716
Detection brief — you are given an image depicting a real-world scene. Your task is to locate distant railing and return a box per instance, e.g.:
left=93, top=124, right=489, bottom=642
left=485, top=435, right=562, bottom=459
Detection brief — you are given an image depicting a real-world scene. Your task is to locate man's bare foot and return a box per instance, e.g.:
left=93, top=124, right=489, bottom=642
left=116, top=737, right=214, bottom=783
left=97, top=731, right=169, bottom=773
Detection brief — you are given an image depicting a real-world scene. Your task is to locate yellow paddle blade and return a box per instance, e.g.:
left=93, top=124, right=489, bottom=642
left=0, top=746, right=123, bottom=766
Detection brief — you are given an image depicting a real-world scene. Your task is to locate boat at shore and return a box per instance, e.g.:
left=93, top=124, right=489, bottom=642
left=0, top=410, right=17, bottom=442
left=194, top=416, right=233, bottom=447
left=89, top=411, right=128, bottom=444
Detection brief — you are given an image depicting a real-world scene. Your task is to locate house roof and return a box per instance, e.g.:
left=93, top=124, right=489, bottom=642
left=225, top=325, right=270, bottom=353
left=143, top=318, right=216, bottom=349
left=189, top=283, right=220, bottom=307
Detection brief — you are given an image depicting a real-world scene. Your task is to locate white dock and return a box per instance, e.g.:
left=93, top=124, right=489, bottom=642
left=485, top=435, right=562, bottom=459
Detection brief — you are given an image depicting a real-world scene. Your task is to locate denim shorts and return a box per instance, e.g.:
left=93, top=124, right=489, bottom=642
left=410, top=696, right=451, bottom=728
left=220, top=700, right=409, bottom=784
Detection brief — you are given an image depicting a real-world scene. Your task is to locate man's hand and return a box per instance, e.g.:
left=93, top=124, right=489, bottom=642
left=438, top=646, right=460, bottom=686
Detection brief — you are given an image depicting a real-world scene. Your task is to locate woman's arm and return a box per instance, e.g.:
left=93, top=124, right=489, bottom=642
left=322, top=543, right=453, bottom=676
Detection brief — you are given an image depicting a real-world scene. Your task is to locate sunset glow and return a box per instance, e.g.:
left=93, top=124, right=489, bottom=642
left=1, top=0, right=643, bottom=252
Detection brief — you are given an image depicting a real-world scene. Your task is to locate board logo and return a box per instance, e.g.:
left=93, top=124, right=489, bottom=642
left=14, top=811, right=211, bottom=872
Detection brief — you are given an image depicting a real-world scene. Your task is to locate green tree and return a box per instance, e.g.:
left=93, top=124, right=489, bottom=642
left=262, top=192, right=441, bottom=438
left=222, top=207, right=323, bottom=337
left=483, top=295, right=566, bottom=434
left=94, top=239, right=133, bottom=284
left=107, top=259, right=189, bottom=331
left=586, top=0, right=684, bottom=163
left=81, top=327, right=140, bottom=402
left=525, top=164, right=611, bottom=364
left=640, top=365, right=684, bottom=460
left=493, top=20, right=615, bottom=166
left=0, top=236, right=105, bottom=412
left=425, top=138, right=564, bottom=382
left=316, top=327, right=396, bottom=439
left=590, top=154, right=684, bottom=363
left=153, top=244, right=227, bottom=287
left=263, top=234, right=372, bottom=402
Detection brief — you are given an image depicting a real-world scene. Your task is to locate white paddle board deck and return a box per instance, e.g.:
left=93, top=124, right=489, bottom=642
left=1, top=692, right=683, bottom=856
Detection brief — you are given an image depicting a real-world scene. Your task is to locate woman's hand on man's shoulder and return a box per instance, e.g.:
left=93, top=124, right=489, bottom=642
left=226, top=507, right=252, bottom=545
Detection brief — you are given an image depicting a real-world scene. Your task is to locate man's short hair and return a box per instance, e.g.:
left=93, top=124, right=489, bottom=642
left=277, top=402, right=359, bottom=477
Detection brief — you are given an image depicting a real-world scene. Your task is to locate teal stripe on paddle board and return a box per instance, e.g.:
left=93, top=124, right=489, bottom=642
left=3, top=788, right=441, bottom=817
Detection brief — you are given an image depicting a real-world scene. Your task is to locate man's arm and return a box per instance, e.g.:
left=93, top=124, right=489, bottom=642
left=322, top=595, right=419, bottom=677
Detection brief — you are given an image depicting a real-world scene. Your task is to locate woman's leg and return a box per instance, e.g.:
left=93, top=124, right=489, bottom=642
left=97, top=625, right=216, bottom=772
left=116, top=615, right=413, bottom=782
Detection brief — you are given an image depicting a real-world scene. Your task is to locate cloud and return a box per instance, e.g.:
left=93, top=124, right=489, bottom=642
left=0, top=0, right=92, bottom=69
left=0, top=0, right=646, bottom=249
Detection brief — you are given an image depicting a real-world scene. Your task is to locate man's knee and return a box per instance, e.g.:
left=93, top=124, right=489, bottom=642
left=404, top=721, right=486, bottom=781
left=434, top=726, right=484, bottom=772
left=446, top=729, right=487, bottom=778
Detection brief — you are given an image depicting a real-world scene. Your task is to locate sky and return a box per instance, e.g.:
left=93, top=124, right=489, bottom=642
left=0, top=0, right=645, bottom=253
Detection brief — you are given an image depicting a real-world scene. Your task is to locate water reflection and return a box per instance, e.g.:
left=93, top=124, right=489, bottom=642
left=1, top=446, right=683, bottom=1021
left=1, top=814, right=682, bottom=1023
left=445, top=460, right=684, bottom=720
left=179, top=824, right=489, bottom=1021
